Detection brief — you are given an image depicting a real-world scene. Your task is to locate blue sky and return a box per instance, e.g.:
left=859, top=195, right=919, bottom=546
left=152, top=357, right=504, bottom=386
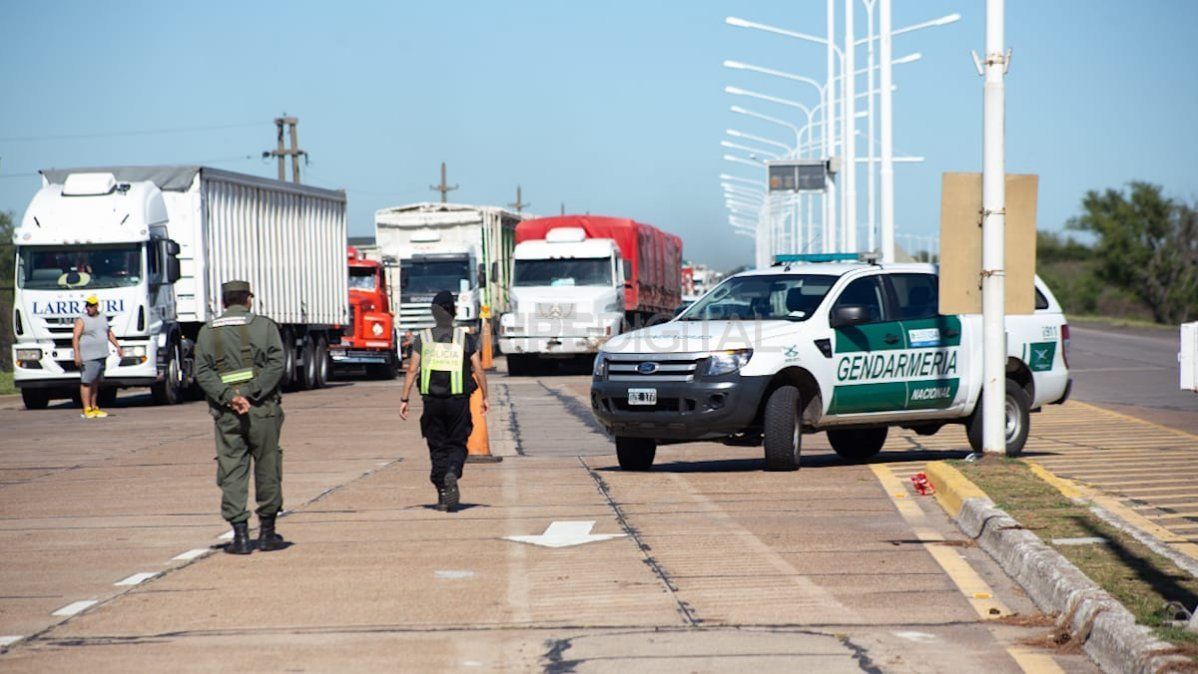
left=1, top=1, right=1195, bottom=269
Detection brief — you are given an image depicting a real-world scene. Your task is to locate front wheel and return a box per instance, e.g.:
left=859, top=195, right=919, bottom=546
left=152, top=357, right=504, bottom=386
left=298, top=338, right=318, bottom=390
left=151, top=342, right=185, bottom=405
left=615, top=436, right=656, bottom=471
left=762, top=385, right=801, bottom=471
left=21, top=388, right=49, bottom=410
left=827, top=427, right=888, bottom=462
left=966, top=379, right=1031, bottom=456
left=313, top=336, right=330, bottom=388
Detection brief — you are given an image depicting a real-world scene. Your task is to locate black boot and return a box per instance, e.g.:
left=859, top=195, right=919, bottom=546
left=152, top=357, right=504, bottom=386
left=225, top=521, right=252, bottom=555
left=442, top=472, right=460, bottom=513
left=257, top=516, right=288, bottom=552
left=434, top=489, right=448, bottom=511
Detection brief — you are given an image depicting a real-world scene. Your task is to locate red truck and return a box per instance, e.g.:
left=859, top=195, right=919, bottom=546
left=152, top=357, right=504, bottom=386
left=329, top=247, right=401, bottom=378
left=499, top=216, right=682, bottom=371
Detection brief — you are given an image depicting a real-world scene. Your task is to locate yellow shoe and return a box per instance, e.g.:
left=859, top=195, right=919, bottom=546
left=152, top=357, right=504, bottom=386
left=81, top=407, right=93, bottom=419
left=90, top=408, right=109, bottom=418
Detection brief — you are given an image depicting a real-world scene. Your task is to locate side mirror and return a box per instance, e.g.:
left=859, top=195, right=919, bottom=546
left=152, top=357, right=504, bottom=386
left=831, top=304, right=871, bottom=328
left=673, top=305, right=687, bottom=317
left=166, top=239, right=181, bottom=256
left=477, top=263, right=487, bottom=287
left=622, top=259, right=632, bottom=280
left=166, top=256, right=181, bottom=283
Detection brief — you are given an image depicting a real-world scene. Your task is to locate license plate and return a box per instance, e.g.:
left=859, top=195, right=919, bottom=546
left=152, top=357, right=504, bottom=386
left=627, top=388, right=657, bottom=405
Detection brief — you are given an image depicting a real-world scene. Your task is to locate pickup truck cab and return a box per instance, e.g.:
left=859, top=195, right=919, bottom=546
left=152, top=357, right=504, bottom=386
left=590, top=260, right=1072, bottom=471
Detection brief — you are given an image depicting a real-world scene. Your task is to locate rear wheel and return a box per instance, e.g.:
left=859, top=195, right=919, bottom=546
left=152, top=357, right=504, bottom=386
left=506, top=354, right=530, bottom=376
left=279, top=328, right=296, bottom=389
left=827, top=427, right=888, bottom=462
left=298, top=337, right=318, bottom=390
left=313, top=336, right=330, bottom=388
left=21, top=388, right=49, bottom=410
left=762, top=385, right=801, bottom=471
left=966, top=378, right=1031, bottom=456
left=615, top=436, right=656, bottom=471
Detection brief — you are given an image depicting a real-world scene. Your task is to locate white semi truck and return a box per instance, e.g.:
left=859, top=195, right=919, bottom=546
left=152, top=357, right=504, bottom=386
left=374, top=203, right=519, bottom=338
left=10, top=166, right=348, bottom=409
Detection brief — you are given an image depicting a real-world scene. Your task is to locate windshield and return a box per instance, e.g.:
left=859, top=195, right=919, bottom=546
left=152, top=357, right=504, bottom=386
left=514, top=257, right=612, bottom=287
left=348, top=267, right=377, bottom=291
left=402, top=258, right=469, bottom=294
left=678, top=274, right=836, bottom=321
left=17, top=244, right=143, bottom=290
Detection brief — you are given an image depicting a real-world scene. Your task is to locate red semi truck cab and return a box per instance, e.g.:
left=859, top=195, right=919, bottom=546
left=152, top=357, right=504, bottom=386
left=329, top=247, right=402, bottom=378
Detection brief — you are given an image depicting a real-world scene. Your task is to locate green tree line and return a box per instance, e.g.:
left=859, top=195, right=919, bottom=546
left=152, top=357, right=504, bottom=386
left=1, top=210, right=13, bottom=371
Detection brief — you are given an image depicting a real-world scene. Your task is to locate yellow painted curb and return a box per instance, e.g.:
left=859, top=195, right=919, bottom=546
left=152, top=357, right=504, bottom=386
left=923, top=461, right=991, bottom=519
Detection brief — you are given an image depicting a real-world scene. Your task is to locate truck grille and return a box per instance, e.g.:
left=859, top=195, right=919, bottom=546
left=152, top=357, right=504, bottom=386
left=398, top=303, right=436, bottom=331
left=605, top=356, right=703, bottom=383
left=536, top=302, right=576, bottom=319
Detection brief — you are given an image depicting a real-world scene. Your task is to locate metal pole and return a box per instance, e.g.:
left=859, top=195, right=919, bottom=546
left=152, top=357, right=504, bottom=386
left=275, top=119, right=285, bottom=182
left=864, top=0, right=877, bottom=254
left=879, top=0, right=896, bottom=263
left=981, top=0, right=1007, bottom=455
left=825, top=0, right=838, bottom=253
left=843, top=0, right=857, bottom=252
left=288, top=120, right=301, bottom=184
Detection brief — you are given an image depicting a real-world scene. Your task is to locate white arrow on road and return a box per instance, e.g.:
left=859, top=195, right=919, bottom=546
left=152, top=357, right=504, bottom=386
left=503, top=521, right=627, bottom=549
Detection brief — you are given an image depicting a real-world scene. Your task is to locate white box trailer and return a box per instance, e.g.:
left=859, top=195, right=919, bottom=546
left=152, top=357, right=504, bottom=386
left=12, top=166, right=348, bottom=408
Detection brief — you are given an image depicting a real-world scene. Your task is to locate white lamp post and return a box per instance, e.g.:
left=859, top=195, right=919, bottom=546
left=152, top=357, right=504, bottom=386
left=720, top=140, right=782, bottom=160
left=726, top=128, right=794, bottom=155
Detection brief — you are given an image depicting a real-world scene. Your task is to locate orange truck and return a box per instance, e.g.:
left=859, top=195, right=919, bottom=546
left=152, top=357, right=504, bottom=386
left=330, top=247, right=401, bottom=378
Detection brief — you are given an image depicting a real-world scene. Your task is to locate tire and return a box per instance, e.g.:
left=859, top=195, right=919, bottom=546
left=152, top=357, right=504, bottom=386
left=827, top=427, right=888, bottom=462
left=313, top=336, right=330, bottom=388
left=21, top=388, right=49, bottom=410
left=967, top=379, right=1031, bottom=456
left=97, top=387, right=118, bottom=407
left=762, top=385, right=801, bottom=471
left=506, top=354, right=529, bottom=377
left=279, top=328, right=296, bottom=389
left=151, top=341, right=185, bottom=405
left=298, top=337, right=318, bottom=390
left=615, top=436, right=656, bottom=471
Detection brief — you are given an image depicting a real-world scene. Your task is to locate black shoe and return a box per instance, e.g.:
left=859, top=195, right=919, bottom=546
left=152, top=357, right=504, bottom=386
left=225, top=521, right=252, bottom=555
left=257, top=516, right=289, bottom=552
left=434, top=490, right=449, bottom=511
left=442, top=472, right=460, bottom=513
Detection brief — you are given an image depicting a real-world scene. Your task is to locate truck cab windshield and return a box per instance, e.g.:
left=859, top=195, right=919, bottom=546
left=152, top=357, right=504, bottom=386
left=401, top=258, right=469, bottom=294
left=514, top=257, right=612, bottom=287
left=348, top=267, right=377, bottom=291
left=678, top=274, right=836, bottom=321
left=17, top=244, right=143, bottom=290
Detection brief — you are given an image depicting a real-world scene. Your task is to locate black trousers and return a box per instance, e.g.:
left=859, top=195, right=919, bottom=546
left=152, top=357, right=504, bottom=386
left=419, top=395, right=472, bottom=488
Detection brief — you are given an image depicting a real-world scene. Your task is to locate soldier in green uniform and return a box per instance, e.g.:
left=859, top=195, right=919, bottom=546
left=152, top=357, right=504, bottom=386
left=193, top=280, right=289, bottom=555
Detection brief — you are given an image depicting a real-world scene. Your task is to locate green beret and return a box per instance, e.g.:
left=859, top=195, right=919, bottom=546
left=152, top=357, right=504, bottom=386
left=221, top=280, right=252, bottom=294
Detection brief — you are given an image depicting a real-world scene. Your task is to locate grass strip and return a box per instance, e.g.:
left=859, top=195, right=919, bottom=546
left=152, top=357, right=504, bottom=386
left=956, top=458, right=1198, bottom=661
left=0, top=370, right=15, bottom=396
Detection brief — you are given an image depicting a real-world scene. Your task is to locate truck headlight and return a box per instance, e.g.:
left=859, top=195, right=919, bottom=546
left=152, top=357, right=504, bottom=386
left=16, top=348, right=42, bottom=361
left=371, top=322, right=385, bottom=336
left=593, top=352, right=609, bottom=377
left=706, top=349, right=752, bottom=376
left=120, top=346, right=147, bottom=358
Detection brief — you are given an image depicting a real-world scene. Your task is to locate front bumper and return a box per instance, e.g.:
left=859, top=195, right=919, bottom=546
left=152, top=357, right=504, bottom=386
left=330, top=347, right=394, bottom=365
left=591, top=373, right=770, bottom=441
left=13, top=339, right=161, bottom=388
left=500, top=335, right=608, bottom=356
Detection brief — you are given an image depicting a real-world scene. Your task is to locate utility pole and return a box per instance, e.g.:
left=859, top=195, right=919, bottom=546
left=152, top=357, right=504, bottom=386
left=880, top=0, right=896, bottom=263
left=979, top=0, right=1008, bottom=455
left=429, top=162, right=458, bottom=203
left=262, top=115, right=306, bottom=184
left=508, top=185, right=530, bottom=214
left=560, top=203, right=565, bottom=216
left=843, top=0, right=857, bottom=252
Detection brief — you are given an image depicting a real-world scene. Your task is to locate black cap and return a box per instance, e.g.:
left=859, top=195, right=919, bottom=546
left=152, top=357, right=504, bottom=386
left=431, top=290, right=455, bottom=311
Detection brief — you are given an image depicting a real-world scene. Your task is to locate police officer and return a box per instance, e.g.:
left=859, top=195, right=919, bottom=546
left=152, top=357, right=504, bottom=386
left=399, top=290, right=489, bottom=512
left=193, top=280, right=289, bottom=554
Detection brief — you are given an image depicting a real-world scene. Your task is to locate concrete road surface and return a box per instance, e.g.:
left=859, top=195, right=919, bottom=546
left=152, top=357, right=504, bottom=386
left=0, top=373, right=1096, bottom=673
left=1067, top=322, right=1198, bottom=433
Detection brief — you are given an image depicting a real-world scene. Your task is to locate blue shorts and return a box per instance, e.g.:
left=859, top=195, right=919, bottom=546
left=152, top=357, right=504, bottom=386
left=80, top=359, right=106, bottom=385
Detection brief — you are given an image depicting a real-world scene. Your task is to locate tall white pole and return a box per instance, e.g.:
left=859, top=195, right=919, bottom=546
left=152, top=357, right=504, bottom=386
left=825, top=0, right=838, bottom=253
left=865, top=0, right=877, bottom=254
left=879, top=0, right=896, bottom=263
left=843, top=0, right=857, bottom=252
left=981, top=0, right=1007, bottom=454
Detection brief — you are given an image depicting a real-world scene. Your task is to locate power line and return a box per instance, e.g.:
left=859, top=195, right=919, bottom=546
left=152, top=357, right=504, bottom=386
left=0, top=121, right=267, bottom=144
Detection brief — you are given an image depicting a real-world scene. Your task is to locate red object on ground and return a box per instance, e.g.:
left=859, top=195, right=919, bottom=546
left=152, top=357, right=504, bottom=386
left=515, top=215, right=684, bottom=316
left=911, top=472, right=935, bottom=496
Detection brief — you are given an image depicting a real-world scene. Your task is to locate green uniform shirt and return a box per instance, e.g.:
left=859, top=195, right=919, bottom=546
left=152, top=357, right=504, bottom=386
left=193, top=306, right=286, bottom=408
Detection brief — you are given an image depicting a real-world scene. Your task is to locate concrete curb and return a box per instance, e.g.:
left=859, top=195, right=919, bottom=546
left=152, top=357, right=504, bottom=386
left=923, top=461, right=1190, bottom=674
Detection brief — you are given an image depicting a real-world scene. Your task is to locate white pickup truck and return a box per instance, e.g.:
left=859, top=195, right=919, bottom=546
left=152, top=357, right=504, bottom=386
left=590, top=260, right=1072, bottom=471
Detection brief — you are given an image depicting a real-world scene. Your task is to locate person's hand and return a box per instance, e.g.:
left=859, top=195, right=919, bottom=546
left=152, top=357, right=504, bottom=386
left=399, top=400, right=410, bottom=421
left=73, top=354, right=82, bottom=367
left=230, top=395, right=251, bottom=415
left=481, top=398, right=490, bottom=415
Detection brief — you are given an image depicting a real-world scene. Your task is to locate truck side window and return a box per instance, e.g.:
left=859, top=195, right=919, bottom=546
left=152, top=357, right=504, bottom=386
left=1035, top=288, right=1050, bottom=310
left=889, top=273, right=939, bottom=320
left=832, top=276, right=887, bottom=323
left=147, top=240, right=160, bottom=279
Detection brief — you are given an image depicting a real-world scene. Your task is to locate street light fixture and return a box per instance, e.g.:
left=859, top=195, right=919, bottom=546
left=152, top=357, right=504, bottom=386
left=726, top=129, right=793, bottom=154
left=723, top=153, right=764, bottom=169
left=719, top=173, right=763, bottom=187
left=729, top=106, right=801, bottom=147
left=720, top=140, right=782, bottom=160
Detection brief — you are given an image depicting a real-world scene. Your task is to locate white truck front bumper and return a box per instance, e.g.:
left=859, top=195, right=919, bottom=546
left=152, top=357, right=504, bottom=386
left=499, top=313, right=623, bottom=356
left=12, top=339, right=161, bottom=388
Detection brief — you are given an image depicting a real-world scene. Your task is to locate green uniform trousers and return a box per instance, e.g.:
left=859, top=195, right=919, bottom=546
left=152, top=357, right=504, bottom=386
left=214, top=403, right=284, bottom=523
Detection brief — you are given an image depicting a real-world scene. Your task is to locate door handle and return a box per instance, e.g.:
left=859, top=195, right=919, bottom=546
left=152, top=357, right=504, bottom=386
left=883, top=334, right=900, bottom=345
left=945, top=329, right=960, bottom=338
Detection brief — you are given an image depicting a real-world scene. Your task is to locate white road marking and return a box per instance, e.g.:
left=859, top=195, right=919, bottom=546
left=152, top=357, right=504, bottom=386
left=115, top=572, right=158, bottom=586
left=1050, top=536, right=1107, bottom=546
left=173, top=548, right=211, bottom=562
left=218, top=531, right=234, bottom=540
left=503, top=521, right=626, bottom=549
left=0, top=635, right=22, bottom=647
left=892, top=631, right=938, bottom=643
left=52, top=600, right=97, bottom=617
left=434, top=570, right=475, bottom=579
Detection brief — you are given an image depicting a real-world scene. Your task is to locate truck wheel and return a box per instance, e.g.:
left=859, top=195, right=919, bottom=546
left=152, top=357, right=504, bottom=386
left=299, top=338, right=317, bottom=390
left=615, top=436, right=656, bottom=471
left=827, top=427, right=888, bottom=462
left=21, top=388, right=49, bottom=410
left=966, top=379, right=1031, bottom=456
left=97, top=387, right=118, bottom=407
left=506, top=354, right=528, bottom=376
left=313, top=336, right=330, bottom=388
left=279, top=328, right=296, bottom=389
left=151, top=341, right=185, bottom=405
left=763, top=385, right=801, bottom=471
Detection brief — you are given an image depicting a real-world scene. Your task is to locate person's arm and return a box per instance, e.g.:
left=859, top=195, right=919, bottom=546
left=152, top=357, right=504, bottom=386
left=469, top=335, right=489, bottom=414
left=399, top=350, right=420, bottom=420
left=193, top=327, right=235, bottom=407
left=244, top=322, right=285, bottom=403
left=72, top=319, right=83, bottom=366
left=107, top=328, right=121, bottom=353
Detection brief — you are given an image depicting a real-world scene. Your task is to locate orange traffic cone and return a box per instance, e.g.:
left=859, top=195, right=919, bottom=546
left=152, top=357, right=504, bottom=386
left=480, top=317, right=495, bottom=371
left=466, top=374, right=501, bottom=463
